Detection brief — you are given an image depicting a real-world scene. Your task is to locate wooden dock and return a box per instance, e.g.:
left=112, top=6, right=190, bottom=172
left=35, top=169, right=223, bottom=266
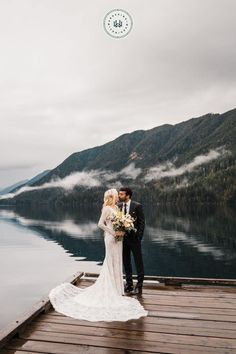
left=1, top=272, right=236, bottom=353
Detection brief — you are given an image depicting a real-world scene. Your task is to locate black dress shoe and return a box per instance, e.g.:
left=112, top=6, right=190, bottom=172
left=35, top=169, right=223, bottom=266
left=130, top=286, right=142, bottom=296
left=124, top=284, right=133, bottom=293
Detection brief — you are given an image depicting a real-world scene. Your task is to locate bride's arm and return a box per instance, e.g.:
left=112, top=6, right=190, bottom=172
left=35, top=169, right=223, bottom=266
left=98, top=206, right=116, bottom=236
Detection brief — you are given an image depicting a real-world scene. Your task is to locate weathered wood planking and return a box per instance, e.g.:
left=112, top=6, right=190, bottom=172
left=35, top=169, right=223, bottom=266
left=84, top=272, right=236, bottom=286
left=1, top=274, right=236, bottom=354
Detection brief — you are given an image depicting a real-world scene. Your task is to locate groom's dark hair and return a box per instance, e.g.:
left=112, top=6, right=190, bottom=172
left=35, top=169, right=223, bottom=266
left=119, top=187, right=133, bottom=198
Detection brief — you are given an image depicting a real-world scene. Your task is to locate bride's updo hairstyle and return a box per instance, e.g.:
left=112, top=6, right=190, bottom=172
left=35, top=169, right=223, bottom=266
left=103, top=188, right=118, bottom=207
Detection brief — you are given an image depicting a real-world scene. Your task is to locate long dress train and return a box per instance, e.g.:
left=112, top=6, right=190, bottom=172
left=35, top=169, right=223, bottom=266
left=48, top=205, right=148, bottom=322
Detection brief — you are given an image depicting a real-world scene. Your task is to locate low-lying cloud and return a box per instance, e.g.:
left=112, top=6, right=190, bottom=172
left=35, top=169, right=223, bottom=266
left=144, top=146, right=230, bottom=182
left=0, top=162, right=141, bottom=200
left=0, top=170, right=101, bottom=200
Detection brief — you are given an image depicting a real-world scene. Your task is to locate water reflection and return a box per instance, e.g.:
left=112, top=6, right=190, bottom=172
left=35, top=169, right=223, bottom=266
left=146, top=226, right=226, bottom=259
left=0, top=208, right=104, bottom=263
left=0, top=203, right=235, bottom=277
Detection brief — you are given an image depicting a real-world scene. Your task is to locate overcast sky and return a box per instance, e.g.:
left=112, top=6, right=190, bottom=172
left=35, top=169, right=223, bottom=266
left=0, top=0, right=235, bottom=189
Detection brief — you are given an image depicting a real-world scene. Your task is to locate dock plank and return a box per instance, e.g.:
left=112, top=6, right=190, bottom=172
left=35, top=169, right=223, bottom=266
left=28, top=320, right=236, bottom=339
left=37, top=312, right=236, bottom=331
left=5, top=338, right=148, bottom=354
left=5, top=332, right=228, bottom=354
left=0, top=351, right=42, bottom=354
left=41, top=311, right=236, bottom=331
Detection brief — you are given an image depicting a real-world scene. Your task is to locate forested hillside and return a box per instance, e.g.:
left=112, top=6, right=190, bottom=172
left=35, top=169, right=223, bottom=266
left=1, top=107, right=235, bottom=206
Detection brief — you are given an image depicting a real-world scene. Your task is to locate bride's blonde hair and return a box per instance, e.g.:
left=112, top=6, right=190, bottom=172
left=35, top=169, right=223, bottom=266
left=103, top=188, right=118, bottom=207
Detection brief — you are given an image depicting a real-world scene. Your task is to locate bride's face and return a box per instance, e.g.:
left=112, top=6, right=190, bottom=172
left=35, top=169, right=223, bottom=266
left=114, top=194, right=119, bottom=203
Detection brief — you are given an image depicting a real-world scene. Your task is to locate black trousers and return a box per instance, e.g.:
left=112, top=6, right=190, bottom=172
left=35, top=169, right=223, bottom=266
left=123, top=234, right=144, bottom=287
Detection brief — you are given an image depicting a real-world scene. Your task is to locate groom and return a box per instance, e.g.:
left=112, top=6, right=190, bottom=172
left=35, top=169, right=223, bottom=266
left=117, top=187, right=145, bottom=296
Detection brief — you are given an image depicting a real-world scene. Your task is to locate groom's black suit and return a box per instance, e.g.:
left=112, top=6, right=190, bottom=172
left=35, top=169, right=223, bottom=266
left=117, top=200, right=145, bottom=288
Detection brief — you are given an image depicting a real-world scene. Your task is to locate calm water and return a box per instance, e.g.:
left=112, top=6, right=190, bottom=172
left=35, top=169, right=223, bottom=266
left=0, top=203, right=236, bottom=329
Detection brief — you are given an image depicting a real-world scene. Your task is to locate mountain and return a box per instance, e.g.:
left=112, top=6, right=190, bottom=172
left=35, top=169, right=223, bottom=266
left=0, top=170, right=51, bottom=195
left=21, top=169, right=51, bottom=187
left=0, top=107, right=235, bottom=206
left=0, top=180, right=28, bottom=195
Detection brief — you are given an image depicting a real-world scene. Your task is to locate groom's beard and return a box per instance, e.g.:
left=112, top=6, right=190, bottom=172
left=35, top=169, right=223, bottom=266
left=118, top=197, right=125, bottom=202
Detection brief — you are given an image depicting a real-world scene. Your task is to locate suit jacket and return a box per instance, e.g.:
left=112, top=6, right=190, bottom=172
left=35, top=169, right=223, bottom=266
left=117, top=200, right=145, bottom=240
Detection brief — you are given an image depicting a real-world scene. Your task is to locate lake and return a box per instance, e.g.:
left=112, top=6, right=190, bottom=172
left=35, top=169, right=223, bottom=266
left=0, top=202, right=236, bottom=329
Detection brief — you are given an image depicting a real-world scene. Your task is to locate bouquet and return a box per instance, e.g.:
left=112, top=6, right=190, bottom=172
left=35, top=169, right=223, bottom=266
left=111, top=209, right=137, bottom=241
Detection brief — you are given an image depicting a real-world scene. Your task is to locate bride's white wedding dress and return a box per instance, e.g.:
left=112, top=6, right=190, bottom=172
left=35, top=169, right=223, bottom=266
left=48, top=205, right=148, bottom=321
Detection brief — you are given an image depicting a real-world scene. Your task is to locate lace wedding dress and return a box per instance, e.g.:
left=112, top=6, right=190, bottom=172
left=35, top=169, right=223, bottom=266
left=48, top=205, right=148, bottom=321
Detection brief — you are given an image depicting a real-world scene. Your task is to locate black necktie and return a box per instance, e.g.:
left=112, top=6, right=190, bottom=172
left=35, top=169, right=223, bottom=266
left=124, top=203, right=127, bottom=214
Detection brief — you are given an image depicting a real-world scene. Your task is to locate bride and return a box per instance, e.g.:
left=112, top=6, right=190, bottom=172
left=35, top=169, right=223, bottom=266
left=48, top=188, right=148, bottom=321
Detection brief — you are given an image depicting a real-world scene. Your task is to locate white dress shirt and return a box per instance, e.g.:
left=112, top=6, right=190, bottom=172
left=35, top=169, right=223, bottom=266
left=122, top=199, right=131, bottom=214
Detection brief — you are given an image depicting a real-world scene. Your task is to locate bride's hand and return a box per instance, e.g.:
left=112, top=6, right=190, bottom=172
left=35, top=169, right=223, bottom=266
left=115, top=230, right=125, bottom=237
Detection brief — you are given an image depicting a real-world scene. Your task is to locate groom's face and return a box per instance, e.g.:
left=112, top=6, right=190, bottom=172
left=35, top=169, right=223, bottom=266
left=118, top=191, right=129, bottom=202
